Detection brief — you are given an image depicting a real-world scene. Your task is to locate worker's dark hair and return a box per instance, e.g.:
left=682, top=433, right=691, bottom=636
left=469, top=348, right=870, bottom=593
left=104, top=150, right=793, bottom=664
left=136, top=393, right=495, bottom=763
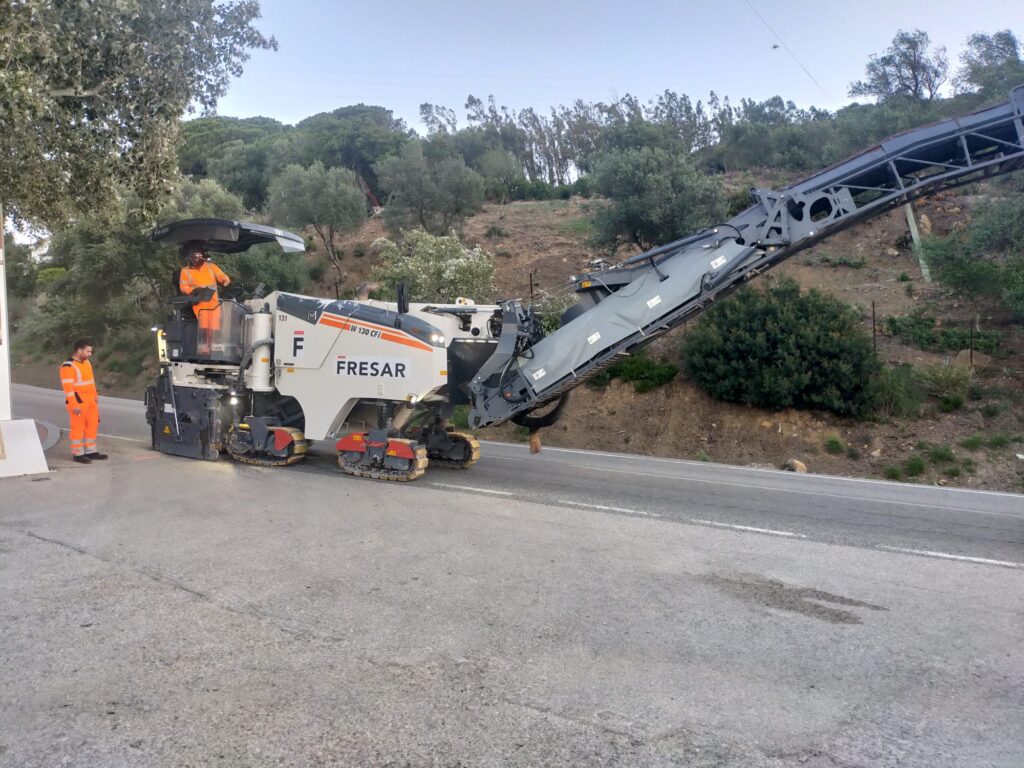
left=72, top=338, right=94, bottom=352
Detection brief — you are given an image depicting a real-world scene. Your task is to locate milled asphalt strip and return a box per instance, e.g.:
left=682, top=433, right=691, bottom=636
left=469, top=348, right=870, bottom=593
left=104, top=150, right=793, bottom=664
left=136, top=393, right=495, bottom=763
left=487, top=454, right=1023, bottom=521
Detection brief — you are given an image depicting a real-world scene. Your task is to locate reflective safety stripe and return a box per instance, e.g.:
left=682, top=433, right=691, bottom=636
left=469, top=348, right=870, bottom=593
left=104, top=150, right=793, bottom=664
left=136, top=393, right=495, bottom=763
left=61, top=378, right=75, bottom=384
left=77, top=379, right=94, bottom=385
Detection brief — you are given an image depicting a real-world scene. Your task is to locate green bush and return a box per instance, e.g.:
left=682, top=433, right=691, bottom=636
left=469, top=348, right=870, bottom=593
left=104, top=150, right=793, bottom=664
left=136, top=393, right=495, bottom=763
left=885, top=311, right=1001, bottom=353
left=307, top=260, right=327, bottom=283
left=824, top=435, right=845, bottom=455
left=508, top=178, right=554, bottom=201
left=484, top=225, right=508, bottom=239
left=904, top=455, right=926, bottom=477
left=927, top=445, right=956, bottom=463
left=819, top=254, right=866, bottom=269
left=682, top=280, right=879, bottom=417
left=979, top=403, right=1005, bottom=418
left=36, top=266, right=67, bottom=291
left=590, top=353, right=678, bottom=393
left=846, top=446, right=862, bottom=460
left=883, top=465, right=902, bottom=480
left=371, top=229, right=495, bottom=303
left=943, top=466, right=961, bottom=478
left=959, top=435, right=983, bottom=451
left=939, top=394, right=965, bottom=412
left=916, top=362, right=972, bottom=406
left=872, top=364, right=924, bottom=419
left=986, top=433, right=1009, bottom=449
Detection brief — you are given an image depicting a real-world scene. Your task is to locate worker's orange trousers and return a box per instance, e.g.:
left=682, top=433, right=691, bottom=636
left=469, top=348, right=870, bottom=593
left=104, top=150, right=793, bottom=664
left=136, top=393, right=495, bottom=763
left=67, top=401, right=99, bottom=457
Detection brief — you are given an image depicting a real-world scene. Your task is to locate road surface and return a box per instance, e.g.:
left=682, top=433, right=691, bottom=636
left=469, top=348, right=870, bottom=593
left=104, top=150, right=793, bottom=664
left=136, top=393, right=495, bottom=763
left=4, top=384, right=1022, bottom=766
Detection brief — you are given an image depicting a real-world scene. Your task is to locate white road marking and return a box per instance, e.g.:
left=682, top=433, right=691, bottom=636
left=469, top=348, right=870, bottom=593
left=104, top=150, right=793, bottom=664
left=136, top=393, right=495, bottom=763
left=557, top=500, right=656, bottom=517
left=97, top=432, right=146, bottom=442
left=881, top=547, right=1024, bottom=569
left=689, top=519, right=807, bottom=538
left=489, top=455, right=1023, bottom=520
left=427, top=483, right=514, bottom=496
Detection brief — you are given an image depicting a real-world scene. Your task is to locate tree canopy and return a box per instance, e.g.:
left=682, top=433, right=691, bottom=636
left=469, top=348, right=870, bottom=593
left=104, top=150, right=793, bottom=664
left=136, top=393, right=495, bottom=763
left=849, top=29, right=948, bottom=102
left=591, top=147, right=727, bottom=250
left=0, top=0, right=276, bottom=225
left=268, top=162, right=367, bottom=286
left=375, top=141, right=485, bottom=235
left=954, top=30, right=1024, bottom=98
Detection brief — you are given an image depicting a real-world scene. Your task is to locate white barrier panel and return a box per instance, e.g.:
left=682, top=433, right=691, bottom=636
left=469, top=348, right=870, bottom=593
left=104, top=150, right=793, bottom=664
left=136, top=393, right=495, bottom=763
left=0, top=419, right=49, bottom=478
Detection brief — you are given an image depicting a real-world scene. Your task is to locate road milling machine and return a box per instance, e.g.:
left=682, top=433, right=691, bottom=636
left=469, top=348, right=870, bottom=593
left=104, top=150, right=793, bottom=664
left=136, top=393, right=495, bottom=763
left=146, top=86, right=1024, bottom=481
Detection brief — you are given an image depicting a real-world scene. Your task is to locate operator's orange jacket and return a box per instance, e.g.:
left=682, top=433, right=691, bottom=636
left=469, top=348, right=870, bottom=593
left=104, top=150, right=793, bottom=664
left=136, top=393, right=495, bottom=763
left=179, top=261, right=230, bottom=329
left=60, top=357, right=98, bottom=407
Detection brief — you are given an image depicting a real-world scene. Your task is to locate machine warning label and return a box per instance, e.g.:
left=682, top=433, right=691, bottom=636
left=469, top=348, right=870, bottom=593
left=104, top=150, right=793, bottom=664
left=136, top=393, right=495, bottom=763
left=335, top=356, right=408, bottom=378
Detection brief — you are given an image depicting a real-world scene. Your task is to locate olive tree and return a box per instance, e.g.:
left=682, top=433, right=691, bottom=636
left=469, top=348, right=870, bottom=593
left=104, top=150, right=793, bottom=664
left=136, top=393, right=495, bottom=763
left=268, top=162, right=367, bottom=286
left=590, top=146, right=727, bottom=250
left=849, top=29, right=948, bottom=102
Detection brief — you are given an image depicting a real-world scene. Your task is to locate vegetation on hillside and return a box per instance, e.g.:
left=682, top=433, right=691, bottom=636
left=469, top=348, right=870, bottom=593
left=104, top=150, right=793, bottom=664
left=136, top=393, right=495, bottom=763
left=682, top=280, right=880, bottom=417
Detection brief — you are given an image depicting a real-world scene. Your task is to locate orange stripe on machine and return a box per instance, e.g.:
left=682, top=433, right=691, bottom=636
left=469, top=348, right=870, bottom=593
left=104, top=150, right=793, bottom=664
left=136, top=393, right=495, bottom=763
left=318, top=313, right=432, bottom=352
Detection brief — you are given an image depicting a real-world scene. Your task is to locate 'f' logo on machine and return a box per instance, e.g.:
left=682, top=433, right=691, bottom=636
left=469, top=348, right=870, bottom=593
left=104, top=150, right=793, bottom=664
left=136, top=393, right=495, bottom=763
left=293, top=330, right=304, bottom=357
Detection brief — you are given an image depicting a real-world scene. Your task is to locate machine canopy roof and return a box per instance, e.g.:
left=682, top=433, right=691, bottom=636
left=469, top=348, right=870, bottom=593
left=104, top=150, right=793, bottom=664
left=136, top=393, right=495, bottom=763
left=151, top=218, right=305, bottom=254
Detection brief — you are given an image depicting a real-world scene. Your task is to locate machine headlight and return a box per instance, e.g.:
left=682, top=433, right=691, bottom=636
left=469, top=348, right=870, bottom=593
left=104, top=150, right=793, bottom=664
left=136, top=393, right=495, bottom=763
left=230, top=397, right=239, bottom=405
left=430, top=333, right=446, bottom=346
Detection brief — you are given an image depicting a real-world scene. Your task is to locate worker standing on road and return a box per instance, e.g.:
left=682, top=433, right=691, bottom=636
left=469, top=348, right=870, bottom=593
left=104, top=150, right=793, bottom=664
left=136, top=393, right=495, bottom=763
left=178, top=244, right=231, bottom=354
left=59, top=338, right=106, bottom=464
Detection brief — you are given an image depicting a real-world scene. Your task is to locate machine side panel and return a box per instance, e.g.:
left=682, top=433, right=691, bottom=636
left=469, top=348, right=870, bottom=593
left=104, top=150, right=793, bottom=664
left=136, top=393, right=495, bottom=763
left=273, top=318, right=448, bottom=440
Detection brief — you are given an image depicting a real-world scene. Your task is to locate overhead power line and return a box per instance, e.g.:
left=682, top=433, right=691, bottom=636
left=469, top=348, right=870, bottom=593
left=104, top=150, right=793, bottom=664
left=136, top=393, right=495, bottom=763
left=743, top=0, right=838, bottom=106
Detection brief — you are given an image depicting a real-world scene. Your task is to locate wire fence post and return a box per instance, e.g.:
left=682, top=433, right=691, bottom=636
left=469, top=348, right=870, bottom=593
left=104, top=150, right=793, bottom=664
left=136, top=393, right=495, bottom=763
left=872, top=301, right=877, bottom=355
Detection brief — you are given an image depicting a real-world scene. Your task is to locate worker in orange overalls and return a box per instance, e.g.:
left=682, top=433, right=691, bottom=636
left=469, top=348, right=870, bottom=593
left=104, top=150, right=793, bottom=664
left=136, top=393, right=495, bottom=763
left=178, top=244, right=231, bottom=355
left=59, top=338, right=106, bottom=464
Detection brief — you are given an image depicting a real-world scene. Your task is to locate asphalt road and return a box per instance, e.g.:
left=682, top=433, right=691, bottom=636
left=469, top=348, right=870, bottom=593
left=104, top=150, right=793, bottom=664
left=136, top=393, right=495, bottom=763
left=15, top=383, right=1024, bottom=567
left=2, top=427, right=1022, bottom=766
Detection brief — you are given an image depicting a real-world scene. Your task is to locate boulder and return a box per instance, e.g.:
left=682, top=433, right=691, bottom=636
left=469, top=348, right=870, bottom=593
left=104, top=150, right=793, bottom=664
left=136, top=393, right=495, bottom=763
left=784, top=458, right=808, bottom=473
